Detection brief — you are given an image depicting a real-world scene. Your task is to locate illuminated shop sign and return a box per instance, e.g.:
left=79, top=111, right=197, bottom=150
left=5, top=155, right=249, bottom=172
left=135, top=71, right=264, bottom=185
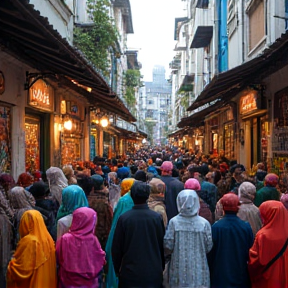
left=28, top=79, right=54, bottom=112
left=239, top=90, right=259, bottom=115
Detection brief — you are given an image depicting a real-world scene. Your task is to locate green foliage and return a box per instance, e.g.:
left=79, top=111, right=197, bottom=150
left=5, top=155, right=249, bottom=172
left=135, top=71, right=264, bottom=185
left=125, top=70, right=142, bottom=87
left=123, top=69, right=142, bottom=113
left=144, top=119, right=156, bottom=144
left=73, top=0, right=119, bottom=76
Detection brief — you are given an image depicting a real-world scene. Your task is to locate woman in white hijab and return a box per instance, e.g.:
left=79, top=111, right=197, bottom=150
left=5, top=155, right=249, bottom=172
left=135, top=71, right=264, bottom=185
left=164, top=189, right=213, bottom=288
left=46, top=167, right=68, bottom=205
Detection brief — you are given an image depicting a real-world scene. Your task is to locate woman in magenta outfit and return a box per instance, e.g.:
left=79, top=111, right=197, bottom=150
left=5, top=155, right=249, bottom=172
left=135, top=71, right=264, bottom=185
left=56, top=207, right=106, bottom=288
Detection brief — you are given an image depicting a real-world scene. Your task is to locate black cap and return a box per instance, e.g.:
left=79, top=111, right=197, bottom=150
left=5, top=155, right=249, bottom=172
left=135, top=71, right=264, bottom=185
left=29, top=181, right=49, bottom=198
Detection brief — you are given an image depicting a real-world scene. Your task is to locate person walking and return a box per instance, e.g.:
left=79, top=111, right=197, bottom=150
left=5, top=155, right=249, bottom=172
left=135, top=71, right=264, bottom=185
left=6, top=210, right=57, bottom=288
left=105, top=178, right=135, bottom=288
left=56, top=207, right=106, bottom=288
left=160, top=161, right=184, bottom=222
left=248, top=200, right=288, bottom=288
left=208, top=193, right=254, bottom=288
left=112, top=181, right=165, bottom=288
left=164, top=189, right=213, bottom=288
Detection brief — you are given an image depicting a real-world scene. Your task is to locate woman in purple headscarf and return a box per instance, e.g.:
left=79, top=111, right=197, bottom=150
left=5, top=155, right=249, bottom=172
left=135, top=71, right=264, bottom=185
left=56, top=207, right=106, bottom=288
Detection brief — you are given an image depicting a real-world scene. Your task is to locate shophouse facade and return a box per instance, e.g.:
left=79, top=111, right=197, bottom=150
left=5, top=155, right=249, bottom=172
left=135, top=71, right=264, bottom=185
left=0, top=0, right=138, bottom=180
left=171, top=0, right=288, bottom=173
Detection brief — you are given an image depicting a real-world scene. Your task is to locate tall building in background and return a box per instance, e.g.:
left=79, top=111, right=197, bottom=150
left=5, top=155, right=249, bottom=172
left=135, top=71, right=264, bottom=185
left=138, top=65, right=172, bottom=145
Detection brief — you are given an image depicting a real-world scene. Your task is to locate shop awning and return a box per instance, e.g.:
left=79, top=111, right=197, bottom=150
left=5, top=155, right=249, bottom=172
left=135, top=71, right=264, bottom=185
left=188, top=30, right=288, bottom=111
left=178, top=100, right=223, bottom=128
left=190, top=26, right=213, bottom=48
left=168, top=128, right=188, bottom=138
left=0, top=0, right=136, bottom=122
left=179, top=74, right=195, bottom=92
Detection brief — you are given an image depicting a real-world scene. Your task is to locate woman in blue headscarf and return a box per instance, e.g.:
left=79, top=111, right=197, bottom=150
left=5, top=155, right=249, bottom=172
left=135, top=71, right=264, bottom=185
left=56, top=185, right=88, bottom=239
left=105, top=178, right=135, bottom=288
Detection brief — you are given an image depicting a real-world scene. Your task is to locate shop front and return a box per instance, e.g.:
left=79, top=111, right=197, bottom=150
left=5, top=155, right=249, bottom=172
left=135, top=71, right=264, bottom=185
left=271, top=87, right=288, bottom=174
left=25, top=79, right=54, bottom=174
left=60, top=100, right=85, bottom=166
left=0, top=103, right=12, bottom=174
left=239, top=88, right=268, bottom=169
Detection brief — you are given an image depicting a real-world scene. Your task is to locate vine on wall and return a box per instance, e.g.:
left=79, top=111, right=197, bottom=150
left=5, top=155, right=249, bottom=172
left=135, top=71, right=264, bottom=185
left=73, top=0, right=119, bottom=77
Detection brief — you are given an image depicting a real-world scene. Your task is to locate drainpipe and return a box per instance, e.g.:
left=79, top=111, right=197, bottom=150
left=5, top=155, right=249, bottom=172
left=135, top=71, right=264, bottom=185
left=241, top=0, right=245, bottom=63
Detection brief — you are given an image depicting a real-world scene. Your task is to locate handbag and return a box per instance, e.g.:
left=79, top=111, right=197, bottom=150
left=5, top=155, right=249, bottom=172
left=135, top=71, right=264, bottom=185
left=263, top=238, right=288, bottom=273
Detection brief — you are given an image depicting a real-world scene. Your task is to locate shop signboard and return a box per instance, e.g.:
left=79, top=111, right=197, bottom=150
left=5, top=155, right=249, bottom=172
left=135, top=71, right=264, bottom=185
left=28, top=79, right=54, bottom=112
left=239, top=90, right=259, bottom=115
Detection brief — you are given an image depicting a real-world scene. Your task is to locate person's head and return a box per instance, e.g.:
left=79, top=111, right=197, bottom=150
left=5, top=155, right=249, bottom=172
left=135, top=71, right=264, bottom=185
left=62, top=165, right=74, bottom=180
left=91, top=174, right=104, bottom=190
left=17, top=172, right=33, bottom=188
left=29, top=181, right=50, bottom=199
left=160, top=161, right=173, bottom=176
left=176, top=189, right=200, bottom=217
left=120, top=178, right=135, bottom=196
left=255, top=171, right=267, bottom=182
left=130, top=165, right=138, bottom=175
left=9, top=186, right=32, bottom=209
left=184, top=178, right=201, bottom=191
left=130, top=181, right=150, bottom=204
left=264, top=173, right=279, bottom=187
left=117, top=167, right=130, bottom=180
left=259, top=200, right=288, bottom=227
left=205, top=172, right=214, bottom=183
left=33, top=171, right=42, bottom=182
left=147, top=165, right=159, bottom=177
left=281, top=194, right=288, bottom=210
left=19, top=210, right=51, bottom=239
left=70, top=207, right=97, bottom=235
left=108, top=172, right=118, bottom=185
left=0, top=173, right=15, bottom=192
left=76, top=174, right=94, bottom=196
left=149, top=178, right=165, bottom=195
left=221, top=192, right=241, bottom=214
left=230, top=164, right=245, bottom=181
left=57, top=185, right=88, bottom=221
left=238, top=181, right=256, bottom=202
left=46, top=167, right=68, bottom=187
left=135, top=170, right=147, bottom=182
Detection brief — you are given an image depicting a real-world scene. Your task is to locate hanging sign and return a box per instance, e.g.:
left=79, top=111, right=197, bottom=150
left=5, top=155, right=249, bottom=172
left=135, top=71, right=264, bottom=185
left=239, top=90, right=259, bottom=115
left=28, top=79, right=54, bottom=112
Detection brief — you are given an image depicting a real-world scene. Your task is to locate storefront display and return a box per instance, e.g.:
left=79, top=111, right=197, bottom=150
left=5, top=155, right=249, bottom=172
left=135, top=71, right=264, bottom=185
left=61, top=137, right=81, bottom=166
left=224, top=123, right=235, bottom=160
left=25, top=116, right=40, bottom=173
left=271, top=87, right=288, bottom=173
left=0, top=105, right=11, bottom=173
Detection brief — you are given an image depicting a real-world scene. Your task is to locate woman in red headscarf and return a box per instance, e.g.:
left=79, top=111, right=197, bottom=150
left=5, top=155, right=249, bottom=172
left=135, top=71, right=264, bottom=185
left=248, top=200, right=288, bottom=288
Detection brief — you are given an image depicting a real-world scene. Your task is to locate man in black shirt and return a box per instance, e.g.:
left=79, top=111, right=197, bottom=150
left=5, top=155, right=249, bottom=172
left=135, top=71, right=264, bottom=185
left=112, top=181, right=165, bottom=288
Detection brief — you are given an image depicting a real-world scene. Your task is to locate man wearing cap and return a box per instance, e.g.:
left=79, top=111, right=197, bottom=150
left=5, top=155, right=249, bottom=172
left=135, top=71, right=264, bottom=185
left=160, top=161, right=184, bottom=222
left=208, top=193, right=253, bottom=288
left=112, top=181, right=165, bottom=288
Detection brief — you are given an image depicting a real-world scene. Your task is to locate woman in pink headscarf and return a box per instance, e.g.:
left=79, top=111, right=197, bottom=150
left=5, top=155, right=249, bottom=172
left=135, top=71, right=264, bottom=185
left=56, top=207, right=106, bottom=288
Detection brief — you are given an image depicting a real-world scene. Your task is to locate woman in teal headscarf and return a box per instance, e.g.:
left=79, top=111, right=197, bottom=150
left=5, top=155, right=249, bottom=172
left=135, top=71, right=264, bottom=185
left=56, top=185, right=88, bottom=239
left=105, top=178, right=135, bottom=288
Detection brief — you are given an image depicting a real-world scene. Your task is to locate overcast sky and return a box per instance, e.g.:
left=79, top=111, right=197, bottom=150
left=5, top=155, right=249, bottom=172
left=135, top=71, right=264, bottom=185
left=127, top=0, right=186, bottom=81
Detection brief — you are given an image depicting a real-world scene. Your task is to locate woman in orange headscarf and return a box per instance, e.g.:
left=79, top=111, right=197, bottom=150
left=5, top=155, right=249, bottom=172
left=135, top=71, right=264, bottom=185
left=6, top=210, right=57, bottom=288
left=248, top=200, right=288, bottom=288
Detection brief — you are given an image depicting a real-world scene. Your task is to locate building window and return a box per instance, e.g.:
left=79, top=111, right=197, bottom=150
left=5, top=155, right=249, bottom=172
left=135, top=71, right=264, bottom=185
left=148, top=100, right=154, bottom=105
left=247, top=0, right=265, bottom=51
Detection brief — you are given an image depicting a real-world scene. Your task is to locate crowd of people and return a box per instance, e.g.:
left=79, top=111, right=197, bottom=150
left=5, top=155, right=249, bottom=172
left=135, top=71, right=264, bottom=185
left=0, top=146, right=288, bottom=287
